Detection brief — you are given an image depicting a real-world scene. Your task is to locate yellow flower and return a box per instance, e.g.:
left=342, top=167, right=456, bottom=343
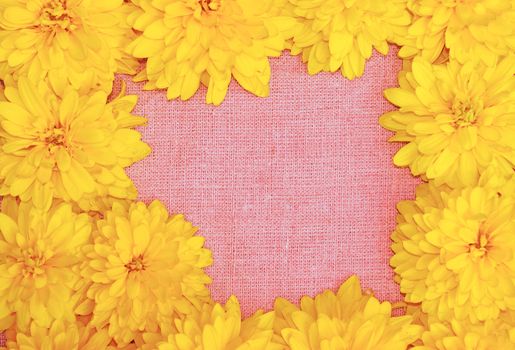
left=140, top=296, right=280, bottom=350
left=390, top=181, right=515, bottom=324
left=287, top=0, right=411, bottom=79
left=0, top=0, right=138, bottom=94
left=398, top=0, right=515, bottom=65
left=401, top=303, right=515, bottom=349
left=380, top=56, right=515, bottom=187
left=273, top=275, right=422, bottom=349
left=0, top=78, right=150, bottom=211
left=4, top=318, right=113, bottom=350
left=0, top=198, right=92, bottom=332
left=411, top=311, right=515, bottom=349
left=127, top=0, right=294, bottom=105
left=81, top=200, right=212, bottom=347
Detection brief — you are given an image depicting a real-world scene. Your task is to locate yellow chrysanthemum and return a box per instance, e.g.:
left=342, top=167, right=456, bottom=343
left=401, top=303, right=515, bottom=349
left=0, top=198, right=92, bottom=332
left=390, top=180, right=515, bottom=324
left=273, top=275, right=422, bottom=349
left=380, top=56, right=515, bottom=187
left=4, top=319, right=113, bottom=350
left=412, top=315, right=515, bottom=350
left=127, top=0, right=294, bottom=105
left=287, top=0, right=411, bottom=79
left=81, top=200, right=212, bottom=347
left=398, top=0, right=515, bottom=65
left=0, top=78, right=150, bottom=211
left=139, top=296, right=280, bottom=350
left=0, top=0, right=138, bottom=94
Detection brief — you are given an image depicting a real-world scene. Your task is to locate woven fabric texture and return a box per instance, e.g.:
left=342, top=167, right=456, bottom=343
left=124, top=48, right=419, bottom=316
left=0, top=50, right=418, bottom=347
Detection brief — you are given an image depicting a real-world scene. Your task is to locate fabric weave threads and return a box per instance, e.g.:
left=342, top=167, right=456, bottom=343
left=0, top=48, right=416, bottom=346
left=123, top=48, right=419, bottom=316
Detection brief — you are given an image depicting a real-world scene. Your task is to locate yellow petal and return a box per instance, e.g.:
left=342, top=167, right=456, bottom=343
left=384, top=88, right=419, bottom=108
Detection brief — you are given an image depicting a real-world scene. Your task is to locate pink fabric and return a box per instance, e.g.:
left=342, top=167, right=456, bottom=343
left=0, top=48, right=416, bottom=346
left=124, top=48, right=420, bottom=316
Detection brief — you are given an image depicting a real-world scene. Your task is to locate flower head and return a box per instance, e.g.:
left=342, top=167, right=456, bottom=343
left=273, top=275, right=422, bottom=349
left=380, top=56, right=515, bottom=187
left=390, top=181, right=515, bottom=323
left=127, top=0, right=294, bottom=105
left=140, top=296, right=280, bottom=350
left=3, top=318, right=113, bottom=350
left=81, top=200, right=212, bottom=346
left=0, top=77, right=150, bottom=211
left=399, top=0, right=515, bottom=65
left=408, top=306, right=515, bottom=350
left=287, top=0, right=411, bottom=79
left=0, top=198, right=92, bottom=332
left=0, top=0, right=138, bottom=94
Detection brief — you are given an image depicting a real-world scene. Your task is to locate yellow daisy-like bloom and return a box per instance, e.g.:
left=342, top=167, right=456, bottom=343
left=273, top=275, right=422, bottom=349
left=287, top=0, right=411, bottom=79
left=4, top=319, right=112, bottom=350
left=398, top=0, right=515, bottom=65
left=140, top=296, right=280, bottom=350
left=390, top=181, right=515, bottom=323
left=412, top=314, right=515, bottom=350
left=0, top=0, right=138, bottom=94
left=81, top=200, right=212, bottom=347
left=139, top=296, right=283, bottom=350
left=0, top=198, right=91, bottom=332
left=380, top=56, right=515, bottom=187
left=0, top=78, right=150, bottom=211
left=127, top=0, right=294, bottom=105
left=403, top=303, right=515, bottom=349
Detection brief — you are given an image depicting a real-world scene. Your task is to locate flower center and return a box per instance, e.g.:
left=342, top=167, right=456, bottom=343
left=40, top=0, right=77, bottom=31
left=199, top=0, right=221, bottom=12
left=42, top=127, right=68, bottom=151
left=125, top=255, right=146, bottom=272
left=21, top=248, right=46, bottom=277
left=469, top=231, right=489, bottom=259
left=452, top=99, right=480, bottom=127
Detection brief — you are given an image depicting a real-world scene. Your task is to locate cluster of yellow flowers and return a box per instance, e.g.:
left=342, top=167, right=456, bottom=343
left=0, top=0, right=513, bottom=349
left=378, top=0, right=515, bottom=348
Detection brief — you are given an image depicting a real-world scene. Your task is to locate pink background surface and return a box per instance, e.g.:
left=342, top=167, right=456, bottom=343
left=123, top=47, right=420, bottom=316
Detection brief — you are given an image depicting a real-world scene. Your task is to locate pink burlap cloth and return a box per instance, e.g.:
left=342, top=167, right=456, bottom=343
left=0, top=49, right=418, bottom=346
left=124, top=48, right=419, bottom=316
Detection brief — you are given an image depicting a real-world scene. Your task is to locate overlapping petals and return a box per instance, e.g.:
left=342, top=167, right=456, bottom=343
left=380, top=55, right=515, bottom=187
left=390, top=180, right=515, bottom=323
left=0, top=198, right=91, bottom=332
left=127, top=0, right=295, bottom=105
left=398, top=0, right=515, bottom=65
left=0, top=0, right=514, bottom=348
left=140, top=297, right=279, bottom=350
left=0, top=0, right=138, bottom=94
left=412, top=312, right=515, bottom=349
left=273, top=275, right=422, bottom=349
left=0, top=78, right=151, bottom=211
left=3, top=319, right=113, bottom=350
left=80, top=200, right=212, bottom=346
left=286, top=0, right=411, bottom=79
